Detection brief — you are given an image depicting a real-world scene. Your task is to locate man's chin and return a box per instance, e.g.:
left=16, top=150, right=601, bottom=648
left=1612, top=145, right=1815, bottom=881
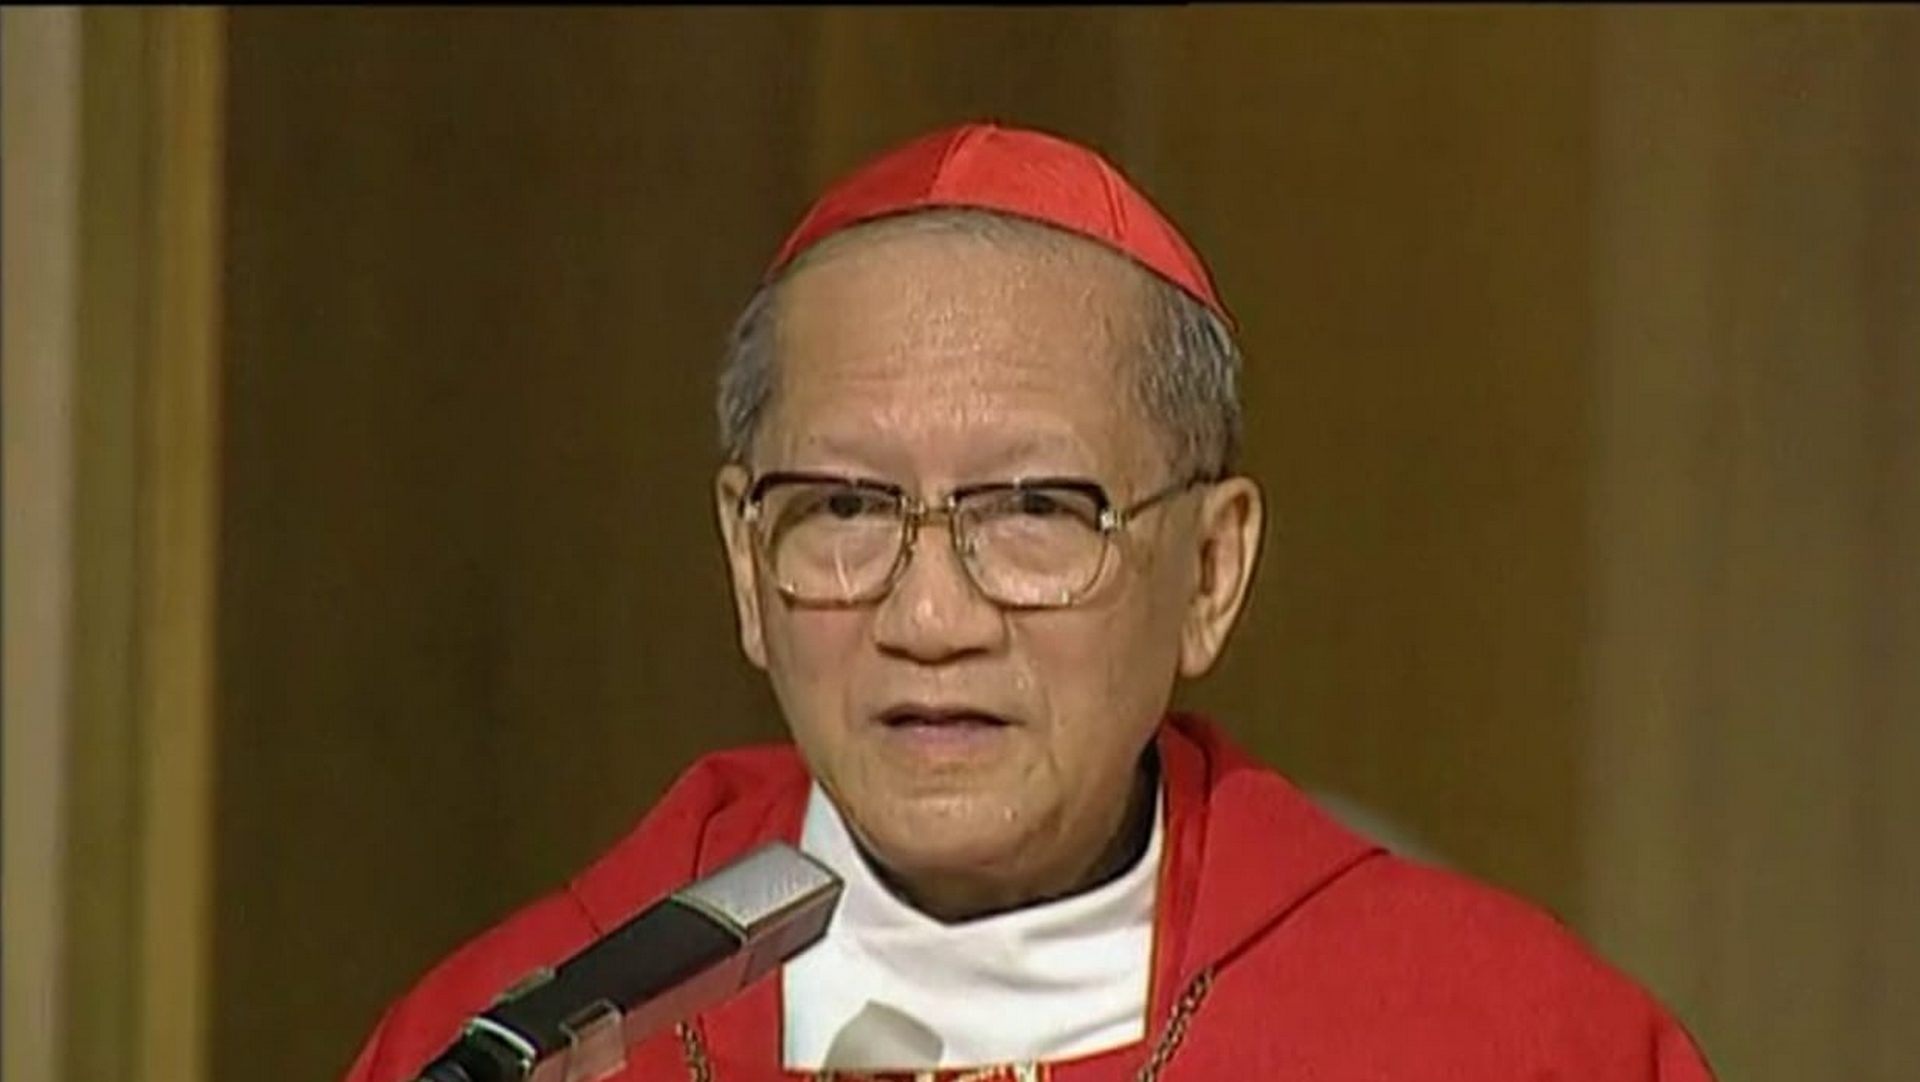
left=848, top=799, right=1037, bottom=888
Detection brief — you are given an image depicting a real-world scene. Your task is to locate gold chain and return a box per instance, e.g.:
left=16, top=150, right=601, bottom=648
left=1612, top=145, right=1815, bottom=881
left=674, top=967, right=1214, bottom=1082
left=677, top=1020, right=715, bottom=1082
left=1131, top=968, right=1212, bottom=1082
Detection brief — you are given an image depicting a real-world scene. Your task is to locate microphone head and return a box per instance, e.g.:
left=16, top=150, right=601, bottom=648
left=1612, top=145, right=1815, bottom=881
left=673, top=842, right=843, bottom=985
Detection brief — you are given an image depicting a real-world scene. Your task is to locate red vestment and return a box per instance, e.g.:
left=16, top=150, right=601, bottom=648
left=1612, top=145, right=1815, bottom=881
left=342, top=714, right=1716, bottom=1081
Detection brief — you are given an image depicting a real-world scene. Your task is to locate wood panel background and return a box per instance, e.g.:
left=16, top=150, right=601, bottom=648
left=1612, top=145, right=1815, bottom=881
left=1584, top=11, right=1920, bottom=1081
left=3, top=10, right=82, bottom=1082
left=215, top=12, right=1603, bottom=1078
left=9, top=7, right=1911, bottom=1082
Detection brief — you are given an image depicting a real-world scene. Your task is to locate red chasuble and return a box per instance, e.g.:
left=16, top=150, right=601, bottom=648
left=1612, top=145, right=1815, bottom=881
left=341, top=715, right=1716, bottom=1082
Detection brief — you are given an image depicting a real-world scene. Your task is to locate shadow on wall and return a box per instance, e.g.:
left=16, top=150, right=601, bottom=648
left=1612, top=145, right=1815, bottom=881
left=1309, top=790, right=1451, bottom=869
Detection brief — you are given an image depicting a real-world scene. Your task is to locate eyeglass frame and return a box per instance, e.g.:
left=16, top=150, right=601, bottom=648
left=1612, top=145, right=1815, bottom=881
left=734, top=469, right=1213, bottom=611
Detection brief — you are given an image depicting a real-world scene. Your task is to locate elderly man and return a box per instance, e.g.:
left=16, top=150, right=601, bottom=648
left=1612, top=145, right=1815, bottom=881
left=344, top=123, right=1714, bottom=1081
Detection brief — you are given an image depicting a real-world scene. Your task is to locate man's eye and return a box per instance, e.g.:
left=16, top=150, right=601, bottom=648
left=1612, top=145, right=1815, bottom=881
left=822, top=490, right=876, bottom=519
left=1015, top=490, right=1065, bottom=517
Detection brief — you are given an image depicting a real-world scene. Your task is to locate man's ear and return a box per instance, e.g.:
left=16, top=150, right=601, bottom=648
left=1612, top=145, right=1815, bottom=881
left=1178, top=476, right=1264, bottom=678
left=714, top=463, right=769, bottom=670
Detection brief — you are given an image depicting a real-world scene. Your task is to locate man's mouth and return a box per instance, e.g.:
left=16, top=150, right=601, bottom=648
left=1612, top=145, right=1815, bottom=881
left=877, top=706, right=1015, bottom=730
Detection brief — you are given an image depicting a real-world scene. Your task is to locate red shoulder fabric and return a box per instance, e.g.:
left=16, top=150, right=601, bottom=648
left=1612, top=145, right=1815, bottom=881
left=1139, top=852, right=1719, bottom=1079
left=338, top=745, right=810, bottom=1082
left=339, top=716, right=1716, bottom=1082
left=1112, top=714, right=1718, bottom=1081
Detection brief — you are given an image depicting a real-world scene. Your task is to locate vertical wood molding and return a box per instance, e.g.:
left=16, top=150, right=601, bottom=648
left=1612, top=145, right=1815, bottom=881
left=1583, top=7, right=1731, bottom=1019
left=3, top=9, right=82, bottom=1082
left=65, top=11, right=152, bottom=1077
left=61, top=9, right=224, bottom=1082
left=137, top=10, right=224, bottom=1082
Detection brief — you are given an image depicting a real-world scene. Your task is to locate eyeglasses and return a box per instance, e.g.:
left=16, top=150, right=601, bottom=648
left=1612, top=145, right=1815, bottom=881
left=737, top=471, right=1207, bottom=610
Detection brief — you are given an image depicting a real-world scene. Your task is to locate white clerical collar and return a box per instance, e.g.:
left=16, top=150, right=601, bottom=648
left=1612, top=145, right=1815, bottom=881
left=782, top=780, right=1165, bottom=1072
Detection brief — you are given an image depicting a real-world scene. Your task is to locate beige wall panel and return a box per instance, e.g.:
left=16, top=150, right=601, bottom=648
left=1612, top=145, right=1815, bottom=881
left=65, top=11, right=160, bottom=1080
left=209, top=8, right=1920, bottom=1082
left=1161, top=8, right=1598, bottom=918
left=1587, top=9, right=1920, bottom=1081
left=217, top=11, right=818, bottom=1080
left=216, top=10, right=1610, bottom=1079
left=3, top=9, right=82, bottom=1082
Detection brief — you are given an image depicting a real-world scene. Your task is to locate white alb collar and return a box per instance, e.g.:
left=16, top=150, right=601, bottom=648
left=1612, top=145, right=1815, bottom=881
left=782, top=781, right=1164, bottom=1071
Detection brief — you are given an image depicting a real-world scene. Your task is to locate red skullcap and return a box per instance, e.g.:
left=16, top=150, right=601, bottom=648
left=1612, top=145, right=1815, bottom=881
left=768, top=122, right=1233, bottom=328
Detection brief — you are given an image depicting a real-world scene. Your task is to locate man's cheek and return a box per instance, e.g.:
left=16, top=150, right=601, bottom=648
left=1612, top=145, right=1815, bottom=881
left=781, top=611, right=849, bottom=662
left=770, top=616, right=860, bottom=707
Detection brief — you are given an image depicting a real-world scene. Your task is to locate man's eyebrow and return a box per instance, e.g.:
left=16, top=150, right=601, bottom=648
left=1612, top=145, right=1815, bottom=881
left=785, top=434, right=899, bottom=472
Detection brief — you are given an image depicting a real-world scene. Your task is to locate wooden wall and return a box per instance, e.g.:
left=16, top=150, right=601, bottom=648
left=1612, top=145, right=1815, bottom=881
left=4, top=9, right=223, bottom=1082
left=4, top=10, right=82, bottom=1082
left=1584, top=11, right=1920, bottom=1080
left=9, top=8, right=1912, bottom=1082
left=216, top=11, right=1604, bottom=1077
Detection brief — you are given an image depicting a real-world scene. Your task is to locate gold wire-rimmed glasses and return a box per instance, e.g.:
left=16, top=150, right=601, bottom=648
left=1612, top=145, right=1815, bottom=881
left=737, top=471, right=1208, bottom=610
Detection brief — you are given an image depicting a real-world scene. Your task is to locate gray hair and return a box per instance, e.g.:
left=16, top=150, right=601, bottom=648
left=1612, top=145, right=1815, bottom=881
left=715, top=209, right=1242, bottom=480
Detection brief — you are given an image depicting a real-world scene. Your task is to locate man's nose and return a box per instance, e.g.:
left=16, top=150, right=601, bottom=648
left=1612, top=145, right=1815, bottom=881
left=870, top=522, right=1007, bottom=662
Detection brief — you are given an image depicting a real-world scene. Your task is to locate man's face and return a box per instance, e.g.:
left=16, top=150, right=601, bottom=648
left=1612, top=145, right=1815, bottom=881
left=715, top=223, right=1246, bottom=915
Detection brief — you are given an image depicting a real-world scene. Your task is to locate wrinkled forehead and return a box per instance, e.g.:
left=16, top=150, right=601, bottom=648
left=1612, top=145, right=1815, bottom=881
left=760, top=216, right=1164, bottom=476
left=776, top=213, right=1150, bottom=380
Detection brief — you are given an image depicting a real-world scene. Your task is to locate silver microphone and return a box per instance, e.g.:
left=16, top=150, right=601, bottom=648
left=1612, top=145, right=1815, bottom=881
left=414, top=842, right=842, bottom=1082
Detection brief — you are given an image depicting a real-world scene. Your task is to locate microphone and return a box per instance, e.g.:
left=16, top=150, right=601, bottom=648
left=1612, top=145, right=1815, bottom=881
left=414, top=842, right=842, bottom=1082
